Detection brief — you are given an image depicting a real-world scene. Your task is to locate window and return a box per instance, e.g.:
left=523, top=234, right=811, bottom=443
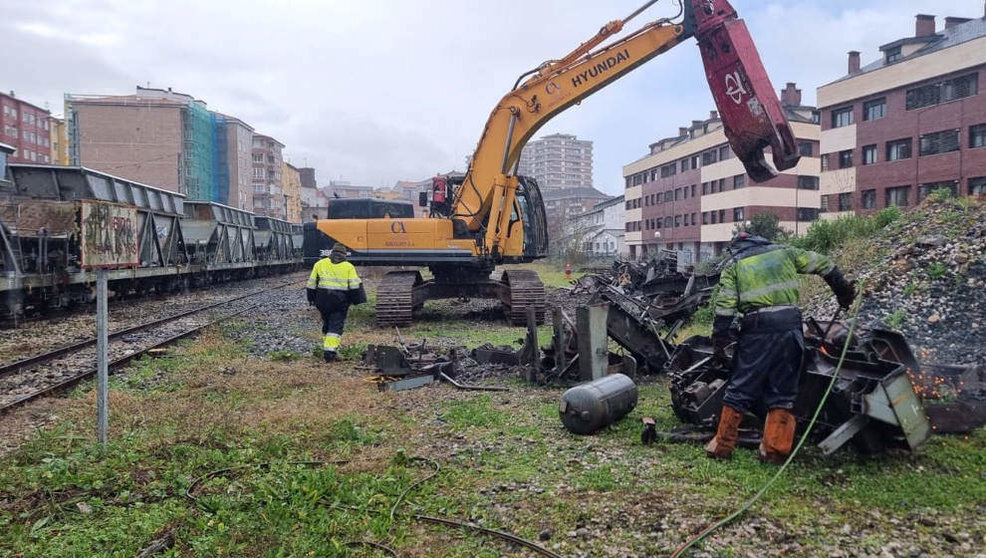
left=838, top=192, right=853, bottom=212
left=681, top=159, right=688, bottom=173
left=682, top=186, right=688, bottom=199
left=718, top=178, right=726, bottom=192
left=886, top=138, right=912, bottom=161
left=253, top=167, right=264, bottom=179
left=691, top=213, right=697, bottom=226
left=821, top=153, right=830, bottom=172
left=820, top=195, right=829, bottom=213
left=252, top=153, right=264, bottom=163
left=718, top=145, right=731, bottom=160
left=970, top=177, right=986, bottom=195
left=862, top=144, right=878, bottom=165
left=798, top=176, right=819, bottom=190
left=719, top=209, right=725, bottom=223
left=906, top=74, right=978, bottom=110
left=710, top=211, right=718, bottom=224
left=691, top=185, right=696, bottom=197
left=861, top=189, right=876, bottom=210
left=970, top=124, right=986, bottom=148
left=886, top=185, right=911, bottom=207
left=919, top=129, right=960, bottom=156
left=661, top=163, right=676, bottom=177
left=691, top=155, right=700, bottom=169
left=702, top=212, right=709, bottom=225
left=838, top=149, right=853, bottom=168
left=798, top=208, right=819, bottom=221
left=863, top=98, right=886, bottom=121
left=674, top=215, right=681, bottom=228
left=918, top=180, right=958, bottom=201
left=664, top=191, right=672, bottom=202
left=885, top=46, right=902, bottom=64
left=625, top=176, right=632, bottom=188
left=798, top=142, right=813, bottom=157
left=733, top=207, right=745, bottom=222
left=831, top=107, right=854, bottom=128
left=702, top=150, right=717, bottom=165
left=701, top=182, right=708, bottom=195
left=733, top=175, right=745, bottom=189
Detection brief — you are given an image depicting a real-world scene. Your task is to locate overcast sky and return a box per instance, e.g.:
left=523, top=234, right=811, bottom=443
left=3, top=0, right=984, bottom=194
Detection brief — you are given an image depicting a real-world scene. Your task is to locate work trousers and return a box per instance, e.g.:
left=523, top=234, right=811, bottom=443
left=317, top=303, right=349, bottom=354
left=722, top=307, right=804, bottom=414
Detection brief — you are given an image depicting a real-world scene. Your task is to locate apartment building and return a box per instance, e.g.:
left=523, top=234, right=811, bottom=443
left=622, top=83, right=821, bottom=262
left=818, top=12, right=986, bottom=215
left=49, top=116, right=69, bottom=165
left=564, top=195, right=625, bottom=257
left=66, top=86, right=257, bottom=208
left=282, top=161, right=303, bottom=223
left=543, top=187, right=611, bottom=254
left=252, top=134, right=285, bottom=219
left=0, top=91, right=52, bottom=164
left=516, top=133, right=593, bottom=190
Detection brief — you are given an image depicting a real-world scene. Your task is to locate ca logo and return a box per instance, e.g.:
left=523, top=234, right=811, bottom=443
left=391, top=221, right=407, bottom=234
left=725, top=71, right=747, bottom=105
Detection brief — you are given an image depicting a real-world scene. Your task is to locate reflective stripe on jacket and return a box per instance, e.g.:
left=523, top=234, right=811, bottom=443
left=715, top=245, right=833, bottom=318
left=307, top=258, right=361, bottom=291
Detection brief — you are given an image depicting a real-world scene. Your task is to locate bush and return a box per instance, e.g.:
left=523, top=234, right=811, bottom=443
left=789, top=207, right=900, bottom=254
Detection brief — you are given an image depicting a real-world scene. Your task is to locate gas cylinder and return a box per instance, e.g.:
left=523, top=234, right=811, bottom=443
left=565, top=262, right=572, bottom=280
left=559, top=373, right=638, bottom=435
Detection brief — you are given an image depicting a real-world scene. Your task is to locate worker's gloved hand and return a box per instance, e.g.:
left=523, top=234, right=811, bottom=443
left=823, top=267, right=856, bottom=309
left=306, top=289, right=316, bottom=307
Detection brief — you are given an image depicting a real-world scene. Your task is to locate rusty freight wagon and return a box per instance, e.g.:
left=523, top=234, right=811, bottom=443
left=0, top=164, right=301, bottom=319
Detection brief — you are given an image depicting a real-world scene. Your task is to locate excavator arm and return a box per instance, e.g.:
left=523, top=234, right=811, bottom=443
left=454, top=0, right=800, bottom=259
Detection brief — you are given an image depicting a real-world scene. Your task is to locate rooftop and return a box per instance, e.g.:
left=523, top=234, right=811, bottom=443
left=829, top=14, right=986, bottom=84
left=542, top=187, right=610, bottom=201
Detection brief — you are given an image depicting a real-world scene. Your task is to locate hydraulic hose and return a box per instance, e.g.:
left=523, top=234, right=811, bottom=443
left=670, top=281, right=866, bottom=557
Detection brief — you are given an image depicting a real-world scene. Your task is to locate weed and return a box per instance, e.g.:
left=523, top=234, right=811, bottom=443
left=441, top=395, right=506, bottom=429
left=926, top=261, right=949, bottom=280
left=902, top=282, right=919, bottom=297
left=789, top=207, right=900, bottom=254
left=268, top=350, right=303, bottom=362
left=884, top=308, right=908, bottom=329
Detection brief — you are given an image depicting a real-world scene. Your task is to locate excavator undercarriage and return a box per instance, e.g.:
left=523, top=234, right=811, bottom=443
left=375, top=267, right=545, bottom=327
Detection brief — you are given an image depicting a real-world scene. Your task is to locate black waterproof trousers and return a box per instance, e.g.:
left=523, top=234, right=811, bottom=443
left=722, top=307, right=804, bottom=414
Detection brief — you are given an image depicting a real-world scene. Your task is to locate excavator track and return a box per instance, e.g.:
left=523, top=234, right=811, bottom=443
left=376, top=271, right=419, bottom=327
left=503, top=270, right=546, bottom=326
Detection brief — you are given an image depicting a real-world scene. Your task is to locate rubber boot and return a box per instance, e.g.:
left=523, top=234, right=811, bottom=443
left=759, top=408, right=796, bottom=464
left=705, top=405, right=744, bottom=460
left=323, top=350, right=337, bottom=363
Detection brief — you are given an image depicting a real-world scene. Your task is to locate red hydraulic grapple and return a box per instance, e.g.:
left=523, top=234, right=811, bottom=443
left=688, top=0, right=800, bottom=182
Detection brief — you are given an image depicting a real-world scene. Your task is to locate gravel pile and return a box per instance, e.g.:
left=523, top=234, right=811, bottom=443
left=810, top=197, right=986, bottom=367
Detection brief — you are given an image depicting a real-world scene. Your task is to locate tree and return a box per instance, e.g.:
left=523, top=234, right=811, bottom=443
left=738, top=210, right=785, bottom=241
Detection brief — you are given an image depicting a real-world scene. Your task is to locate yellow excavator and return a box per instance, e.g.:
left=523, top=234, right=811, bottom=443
left=304, top=0, right=802, bottom=327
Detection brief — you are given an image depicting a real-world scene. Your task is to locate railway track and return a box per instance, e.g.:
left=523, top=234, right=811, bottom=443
left=0, top=278, right=305, bottom=415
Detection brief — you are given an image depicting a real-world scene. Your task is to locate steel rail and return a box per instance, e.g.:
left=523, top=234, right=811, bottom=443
left=0, top=278, right=304, bottom=380
left=0, top=281, right=302, bottom=415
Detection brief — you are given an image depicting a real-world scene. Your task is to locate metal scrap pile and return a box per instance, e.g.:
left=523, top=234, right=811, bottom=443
left=661, top=320, right=933, bottom=455
left=570, top=254, right=719, bottom=374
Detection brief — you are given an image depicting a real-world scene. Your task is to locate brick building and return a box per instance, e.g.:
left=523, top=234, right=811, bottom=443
left=818, top=12, right=986, bottom=216
left=517, top=133, right=594, bottom=190
left=0, top=91, right=52, bottom=164
left=66, top=87, right=259, bottom=209
left=251, top=134, right=285, bottom=219
left=222, top=115, right=255, bottom=212
left=623, top=83, right=821, bottom=262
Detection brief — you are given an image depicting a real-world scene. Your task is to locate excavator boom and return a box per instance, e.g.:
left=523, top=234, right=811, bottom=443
left=305, top=0, right=801, bottom=327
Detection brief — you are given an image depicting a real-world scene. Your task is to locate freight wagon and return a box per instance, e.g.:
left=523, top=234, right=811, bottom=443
left=0, top=164, right=302, bottom=319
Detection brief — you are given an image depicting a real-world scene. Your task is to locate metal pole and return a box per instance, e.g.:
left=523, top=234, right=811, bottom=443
left=96, top=269, right=108, bottom=450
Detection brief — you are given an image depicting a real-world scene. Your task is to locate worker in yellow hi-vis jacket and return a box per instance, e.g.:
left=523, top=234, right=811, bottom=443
left=306, top=243, right=366, bottom=362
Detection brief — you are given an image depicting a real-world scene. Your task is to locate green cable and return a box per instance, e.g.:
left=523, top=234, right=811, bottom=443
left=670, top=281, right=866, bottom=557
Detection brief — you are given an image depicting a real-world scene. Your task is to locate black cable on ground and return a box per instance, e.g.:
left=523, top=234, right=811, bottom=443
left=670, top=282, right=866, bottom=557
